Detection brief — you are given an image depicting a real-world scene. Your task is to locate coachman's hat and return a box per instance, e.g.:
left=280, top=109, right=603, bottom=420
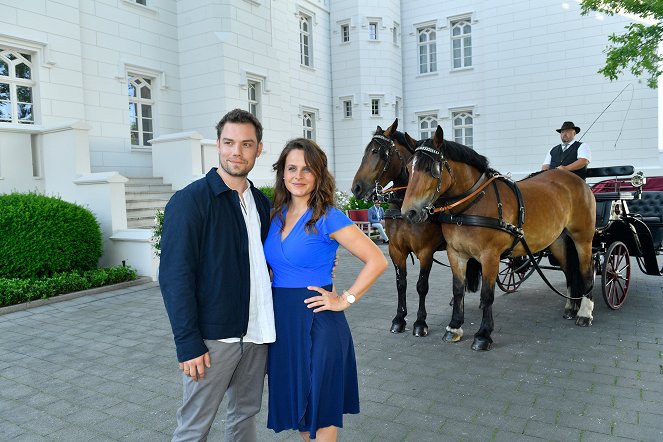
left=556, top=121, right=581, bottom=134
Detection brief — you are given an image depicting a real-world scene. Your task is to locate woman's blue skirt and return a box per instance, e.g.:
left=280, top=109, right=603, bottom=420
left=267, top=285, right=359, bottom=439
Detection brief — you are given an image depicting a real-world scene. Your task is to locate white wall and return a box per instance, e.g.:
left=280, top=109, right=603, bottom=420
left=401, top=1, right=660, bottom=179
left=1, top=0, right=660, bottom=190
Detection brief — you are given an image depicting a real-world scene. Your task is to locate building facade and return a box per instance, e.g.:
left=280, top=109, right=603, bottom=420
left=0, top=0, right=660, bottom=275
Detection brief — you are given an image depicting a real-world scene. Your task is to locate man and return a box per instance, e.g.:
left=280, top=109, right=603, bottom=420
left=159, top=108, right=274, bottom=442
left=368, top=197, right=389, bottom=244
left=541, top=121, right=591, bottom=180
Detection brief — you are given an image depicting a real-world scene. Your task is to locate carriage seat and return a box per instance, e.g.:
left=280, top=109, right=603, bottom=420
left=586, top=165, right=634, bottom=178
left=626, top=191, right=663, bottom=248
left=594, top=192, right=634, bottom=229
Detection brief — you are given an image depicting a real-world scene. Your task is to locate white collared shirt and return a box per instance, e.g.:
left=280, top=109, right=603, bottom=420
left=220, top=186, right=275, bottom=344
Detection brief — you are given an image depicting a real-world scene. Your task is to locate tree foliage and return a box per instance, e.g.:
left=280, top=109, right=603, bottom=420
left=580, top=0, right=663, bottom=88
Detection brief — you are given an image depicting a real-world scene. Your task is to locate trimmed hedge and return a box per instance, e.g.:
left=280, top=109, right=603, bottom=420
left=0, top=266, right=138, bottom=307
left=0, top=193, right=103, bottom=279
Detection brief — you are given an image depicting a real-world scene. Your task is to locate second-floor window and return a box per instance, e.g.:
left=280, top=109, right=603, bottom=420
left=343, top=100, right=352, bottom=118
left=128, top=74, right=154, bottom=146
left=418, top=26, right=436, bottom=74
left=371, top=98, right=380, bottom=116
left=369, top=22, right=378, bottom=40
left=300, top=13, right=312, bottom=67
left=419, top=114, right=438, bottom=140
left=341, top=24, right=350, bottom=43
left=452, top=111, right=473, bottom=147
left=248, top=80, right=260, bottom=119
left=0, top=47, right=35, bottom=124
left=451, top=19, right=472, bottom=68
left=303, top=111, right=315, bottom=139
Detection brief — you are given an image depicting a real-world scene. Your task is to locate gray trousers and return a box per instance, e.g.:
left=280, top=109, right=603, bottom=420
left=172, top=340, right=268, bottom=442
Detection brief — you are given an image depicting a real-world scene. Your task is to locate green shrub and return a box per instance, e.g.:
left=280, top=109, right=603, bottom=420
left=258, top=185, right=274, bottom=202
left=0, top=193, right=103, bottom=279
left=0, top=266, right=138, bottom=307
left=347, top=195, right=373, bottom=210
left=153, top=209, right=164, bottom=257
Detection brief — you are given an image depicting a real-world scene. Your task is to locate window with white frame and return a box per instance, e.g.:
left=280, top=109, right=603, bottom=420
left=368, top=22, right=378, bottom=40
left=302, top=111, right=315, bottom=139
left=452, top=110, right=473, bottom=147
left=417, top=26, right=437, bottom=74
left=299, top=13, right=312, bottom=67
left=341, top=24, right=350, bottom=43
left=247, top=80, right=260, bottom=119
left=394, top=97, right=401, bottom=120
left=0, top=47, right=35, bottom=124
left=343, top=99, right=352, bottom=118
left=371, top=98, right=380, bottom=116
left=128, top=74, right=154, bottom=147
left=393, top=23, right=400, bottom=45
left=135, top=0, right=146, bottom=5
left=418, top=114, right=438, bottom=139
left=451, top=19, right=472, bottom=69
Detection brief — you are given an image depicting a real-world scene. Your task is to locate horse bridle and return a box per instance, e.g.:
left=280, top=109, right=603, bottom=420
left=413, top=142, right=454, bottom=211
left=369, top=134, right=409, bottom=201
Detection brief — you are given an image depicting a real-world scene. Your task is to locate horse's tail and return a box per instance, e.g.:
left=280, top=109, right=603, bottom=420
left=465, top=258, right=482, bottom=292
left=565, top=235, right=585, bottom=297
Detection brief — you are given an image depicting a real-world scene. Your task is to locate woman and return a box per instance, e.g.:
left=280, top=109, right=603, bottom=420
left=265, top=138, right=388, bottom=441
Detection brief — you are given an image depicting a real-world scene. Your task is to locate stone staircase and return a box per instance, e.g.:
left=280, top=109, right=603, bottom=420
left=125, top=177, right=175, bottom=229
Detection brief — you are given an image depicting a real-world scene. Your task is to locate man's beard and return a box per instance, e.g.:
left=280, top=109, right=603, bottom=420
left=220, top=160, right=250, bottom=177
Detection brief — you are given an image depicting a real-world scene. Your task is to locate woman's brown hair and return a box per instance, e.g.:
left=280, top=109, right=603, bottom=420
left=271, top=138, right=336, bottom=233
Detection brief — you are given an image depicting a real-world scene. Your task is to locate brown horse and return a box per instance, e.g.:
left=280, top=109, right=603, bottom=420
left=401, top=126, right=596, bottom=350
left=352, top=119, right=480, bottom=336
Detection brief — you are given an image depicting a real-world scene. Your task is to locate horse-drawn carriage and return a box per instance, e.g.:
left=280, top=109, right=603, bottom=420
left=497, top=165, right=663, bottom=309
left=352, top=119, right=662, bottom=351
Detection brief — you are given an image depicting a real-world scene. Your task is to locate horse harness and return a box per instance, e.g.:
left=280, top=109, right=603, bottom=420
left=415, top=144, right=525, bottom=259
left=369, top=134, right=409, bottom=200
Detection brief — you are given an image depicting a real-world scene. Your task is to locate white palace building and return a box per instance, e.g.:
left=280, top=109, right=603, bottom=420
left=1, top=0, right=661, bottom=277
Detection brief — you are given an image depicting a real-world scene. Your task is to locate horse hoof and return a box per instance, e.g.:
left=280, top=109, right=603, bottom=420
left=562, top=309, right=577, bottom=320
left=442, top=330, right=461, bottom=343
left=575, top=316, right=592, bottom=327
left=390, top=322, right=406, bottom=333
left=413, top=325, right=428, bottom=337
left=471, top=337, right=493, bottom=351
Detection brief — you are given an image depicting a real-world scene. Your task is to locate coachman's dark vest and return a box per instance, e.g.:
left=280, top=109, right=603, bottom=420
left=549, top=140, right=587, bottom=180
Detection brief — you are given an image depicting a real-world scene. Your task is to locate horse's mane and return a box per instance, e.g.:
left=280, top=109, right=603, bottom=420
left=519, top=170, right=546, bottom=181
left=415, top=138, right=490, bottom=173
left=373, top=128, right=415, bottom=154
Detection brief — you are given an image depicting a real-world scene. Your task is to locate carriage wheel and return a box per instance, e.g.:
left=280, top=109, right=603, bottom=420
left=497, top=254, right=542, bottom=293
left=601, top=241, right=630, bottom=310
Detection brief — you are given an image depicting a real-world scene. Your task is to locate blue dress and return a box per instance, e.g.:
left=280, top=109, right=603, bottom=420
left=264, top=207, right=359, bottom=439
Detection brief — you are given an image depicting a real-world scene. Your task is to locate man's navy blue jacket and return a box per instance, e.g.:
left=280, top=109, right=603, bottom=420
left=159, top=168, right=271, bottom=362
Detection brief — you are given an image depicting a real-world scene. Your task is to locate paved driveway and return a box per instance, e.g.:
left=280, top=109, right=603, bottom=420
left=1, top=247, right=662, bottom=441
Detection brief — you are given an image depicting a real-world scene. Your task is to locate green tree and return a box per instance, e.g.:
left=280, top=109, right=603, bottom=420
left=580, top=0, right=662, bottom=88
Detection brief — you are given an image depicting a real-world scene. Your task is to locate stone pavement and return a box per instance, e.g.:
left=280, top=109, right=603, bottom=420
left=1, top=246, right=662, bottom=441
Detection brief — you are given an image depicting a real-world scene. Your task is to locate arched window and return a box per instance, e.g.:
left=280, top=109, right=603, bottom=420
left=417, top=27, right=437, bottom=74
left=452, top=111, right=473, bottom=147
left=302, top=111, right=315, bottom=139
left=451, top=20, right=472, bottom=69
left=128, top=74, right=154, bottom=146
left=0, top=47, right=35, bottom=124
left=419, top=114, right=438, bottom=139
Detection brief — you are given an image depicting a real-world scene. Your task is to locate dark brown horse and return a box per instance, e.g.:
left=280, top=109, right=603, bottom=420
left=401, top=126, right=596, bottom=350
left=352, top=119, right=480, bottom=336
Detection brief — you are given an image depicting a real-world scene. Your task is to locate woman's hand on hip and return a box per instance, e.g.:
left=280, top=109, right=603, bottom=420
left=305, top=284, right=348, bottom=312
